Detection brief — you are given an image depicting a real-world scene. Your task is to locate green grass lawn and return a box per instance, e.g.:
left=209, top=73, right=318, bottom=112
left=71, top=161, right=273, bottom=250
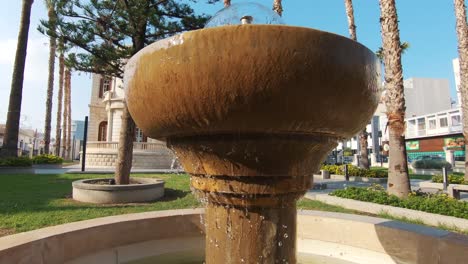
left=0, top=173, right=200, bottom=234
left=0, top=173, right=361, bottom=235
left=1, top=172, right=465, bottom=237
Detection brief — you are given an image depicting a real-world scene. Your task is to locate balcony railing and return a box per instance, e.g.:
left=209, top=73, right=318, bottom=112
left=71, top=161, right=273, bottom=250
left=405, top=108, right=463, bottom=139
left=86, top=141, right=167, bottom=152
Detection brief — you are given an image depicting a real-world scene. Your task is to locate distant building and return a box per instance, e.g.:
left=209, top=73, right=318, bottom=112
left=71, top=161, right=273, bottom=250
left=71, top=120, right=85, bottom=141
left=404, top=77, right=451, bottom=117
left=0, top=124, right=44, bottom=156
left=335, top=77, right=454, bottom=165
left=405, top=107, right=463, bottom=161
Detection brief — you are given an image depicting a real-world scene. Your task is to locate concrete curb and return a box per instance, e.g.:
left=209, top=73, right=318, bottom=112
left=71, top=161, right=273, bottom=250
left=306, top=193, right=468, bottom=231
left=419, top=181, right=445, bottom=190
left=72, top=178, right=165, bottom=203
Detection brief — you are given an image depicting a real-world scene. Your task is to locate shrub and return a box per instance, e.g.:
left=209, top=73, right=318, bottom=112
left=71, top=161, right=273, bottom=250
left=320, top=164, right=387, bottom=178
left=412, top=159, right=452, bottom=170
left=32, top=154, right=63, bottom=165
left=432, top=174, right=468, bottom=185
left=330, top=186, right=468, bottom=219
left=0, top=157, right=32, bottom=167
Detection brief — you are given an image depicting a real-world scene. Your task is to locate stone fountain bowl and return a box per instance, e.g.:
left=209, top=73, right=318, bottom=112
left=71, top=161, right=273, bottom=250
left=125, top=25, right=381, bottom=176
left=125, top=25, right=380, bottom=138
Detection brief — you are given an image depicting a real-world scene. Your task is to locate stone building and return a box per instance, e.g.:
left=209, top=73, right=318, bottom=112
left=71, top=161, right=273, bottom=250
left=84, top=74, right=175, bottom=169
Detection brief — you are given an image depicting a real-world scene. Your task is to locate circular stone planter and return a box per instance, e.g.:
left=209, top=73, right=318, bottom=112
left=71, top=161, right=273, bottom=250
left=72, top=178, right=164, bottom=204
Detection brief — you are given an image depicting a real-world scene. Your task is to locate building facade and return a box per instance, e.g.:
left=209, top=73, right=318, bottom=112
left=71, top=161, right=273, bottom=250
left=404, top=77, right=452, bottom=117
left=85, top=74, right=176, bottom=169
left=453, top=58, right=461, bottom=106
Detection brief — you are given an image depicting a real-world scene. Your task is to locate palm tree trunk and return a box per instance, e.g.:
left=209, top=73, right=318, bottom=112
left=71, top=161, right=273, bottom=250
left=43, top=3, right=57, bottom=154
left=115, top=104, right=136, bottom=185
left=453, top=0, right=468, bottom=181
left=344, top=0, right=357, bottom=41
left=273, top=0, right=283, bottom=17
left=55, top=39, right=64, bottom=157
left=0, top=0, right=34, bottom=158
left=62, top=67, right=69, bottom=158
left=224, top=0, right=230, bottom=7
left=379, top=0, right=411, bottom=198
left=343, top=0, right=369, bottom=169
left=66, top=70, right=72, bottom=160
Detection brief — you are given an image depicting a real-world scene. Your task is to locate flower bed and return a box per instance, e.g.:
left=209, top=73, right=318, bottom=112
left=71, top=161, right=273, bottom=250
left=330, top=185, right=468, bottom=219
left=32, top=154, right=63, bottom=164
left=432, top=174, right=468, bottom=185
left=320, top=164, right=387, bottom=178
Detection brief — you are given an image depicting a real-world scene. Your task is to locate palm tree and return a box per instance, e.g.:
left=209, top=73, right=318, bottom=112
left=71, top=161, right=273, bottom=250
left=379, top=0, right=411, bottom=198
left=453, top=0, right=468, bottom=181
left=344, top=0, right=357, bottom=41
left=273, top=0, right=283, bottom=17
left=343, top=0, right=369, bottom=169
left=66, top=69, right=72, bottom=160
left=55, top=38, right=64, bottom=156
left=376, top=42, right=410, bottom=63
left=224, top=0, right=230, bottom=7
left=62, top=67, right=70, bottom=159
left=0, top=0, right=34, bottom=157
left=43, top=0, right=57, bottom=154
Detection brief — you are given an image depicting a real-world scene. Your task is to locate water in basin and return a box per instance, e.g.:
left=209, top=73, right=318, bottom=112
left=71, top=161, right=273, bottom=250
left=124, top=251, right=357, bottom=264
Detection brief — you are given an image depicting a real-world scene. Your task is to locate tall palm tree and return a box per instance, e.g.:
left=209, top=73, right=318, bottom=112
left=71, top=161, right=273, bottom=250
left=379, top=0, right=411, bottom=198
left=453, top=0, right=468, bottom=181
left=66, top=69, right=72, bottom=160
left=344, top=0, right=357, bottom=41
left=273, top=0, right=283, bottom=17
left=43, top=0, right=57, bottom=154
left=0, top=0, right=34, bottom=157
left=62, top=67, right=70, bottom=159
left=343, top=0, right=369, bottom=169
left=224, top=0, right=230, bottom=7
left=55, top=38, right=64, bottom=157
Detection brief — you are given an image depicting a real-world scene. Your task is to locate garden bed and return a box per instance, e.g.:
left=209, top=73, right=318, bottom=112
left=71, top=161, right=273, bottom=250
left=329, top=186, right=468, bottom=219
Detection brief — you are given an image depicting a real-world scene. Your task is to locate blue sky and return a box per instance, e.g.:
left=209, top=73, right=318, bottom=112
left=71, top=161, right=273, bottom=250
left=0, top=0, right=464, bottom=133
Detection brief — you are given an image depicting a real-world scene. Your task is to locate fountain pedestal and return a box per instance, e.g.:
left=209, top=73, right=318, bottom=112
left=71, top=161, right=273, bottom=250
left=125, top=25, right=380, bottom=263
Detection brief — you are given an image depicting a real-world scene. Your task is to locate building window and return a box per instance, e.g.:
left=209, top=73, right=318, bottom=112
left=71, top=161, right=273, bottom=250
left=99, top=77, right=112, bottom=98
left=451, top=115, right=461, bottom=126
left=135, top=128, right=148, bottom=142
left=98, top=121, right=108, bottom=141
left=440, top=117, right=448, bottom=128
left=428, top=119, right=436, bottom=130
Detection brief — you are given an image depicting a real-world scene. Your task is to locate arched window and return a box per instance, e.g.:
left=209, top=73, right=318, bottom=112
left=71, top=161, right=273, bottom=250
left=98, top=77, right=112, bottom=98
left=98, top=121, right=108, bottom=141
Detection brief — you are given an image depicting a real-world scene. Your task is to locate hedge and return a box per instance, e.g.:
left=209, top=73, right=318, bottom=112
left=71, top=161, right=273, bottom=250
left=320, top=164, right=387, bottom=178
left=412, top=159, right=452, bottom=170
left=330, top=186, right=468, bottom=219
left=0, top=157, right=32, bottom=167
left=432, top=174, right=468, bottom=185
left=32, top=154, right=63, bottom=164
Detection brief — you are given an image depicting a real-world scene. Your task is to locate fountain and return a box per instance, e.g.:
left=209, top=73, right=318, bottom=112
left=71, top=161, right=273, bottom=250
left=123, top=3, right=380, bottom=264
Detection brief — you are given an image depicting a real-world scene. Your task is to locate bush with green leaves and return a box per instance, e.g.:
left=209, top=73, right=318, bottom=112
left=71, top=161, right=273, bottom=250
left=432, top=174, right=468, bottom=185
left=412, top=159, right=452, bottom=170
left=0, top=157, right=32, bottom=167
left=320, top=164, right=387, bottom=178
left=330, top=186, right=468, bottom=219
left=32, top=154, right=63, bottom=165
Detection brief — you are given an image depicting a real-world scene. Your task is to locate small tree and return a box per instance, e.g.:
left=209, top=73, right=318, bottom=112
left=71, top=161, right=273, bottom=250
left=1, top=0, right=35, bottom=158
left=40, top=0, right=214, bottom=184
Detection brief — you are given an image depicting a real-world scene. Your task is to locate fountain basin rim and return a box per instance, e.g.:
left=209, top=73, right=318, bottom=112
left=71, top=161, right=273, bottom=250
left=72, top=178, right=164, bottom=191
